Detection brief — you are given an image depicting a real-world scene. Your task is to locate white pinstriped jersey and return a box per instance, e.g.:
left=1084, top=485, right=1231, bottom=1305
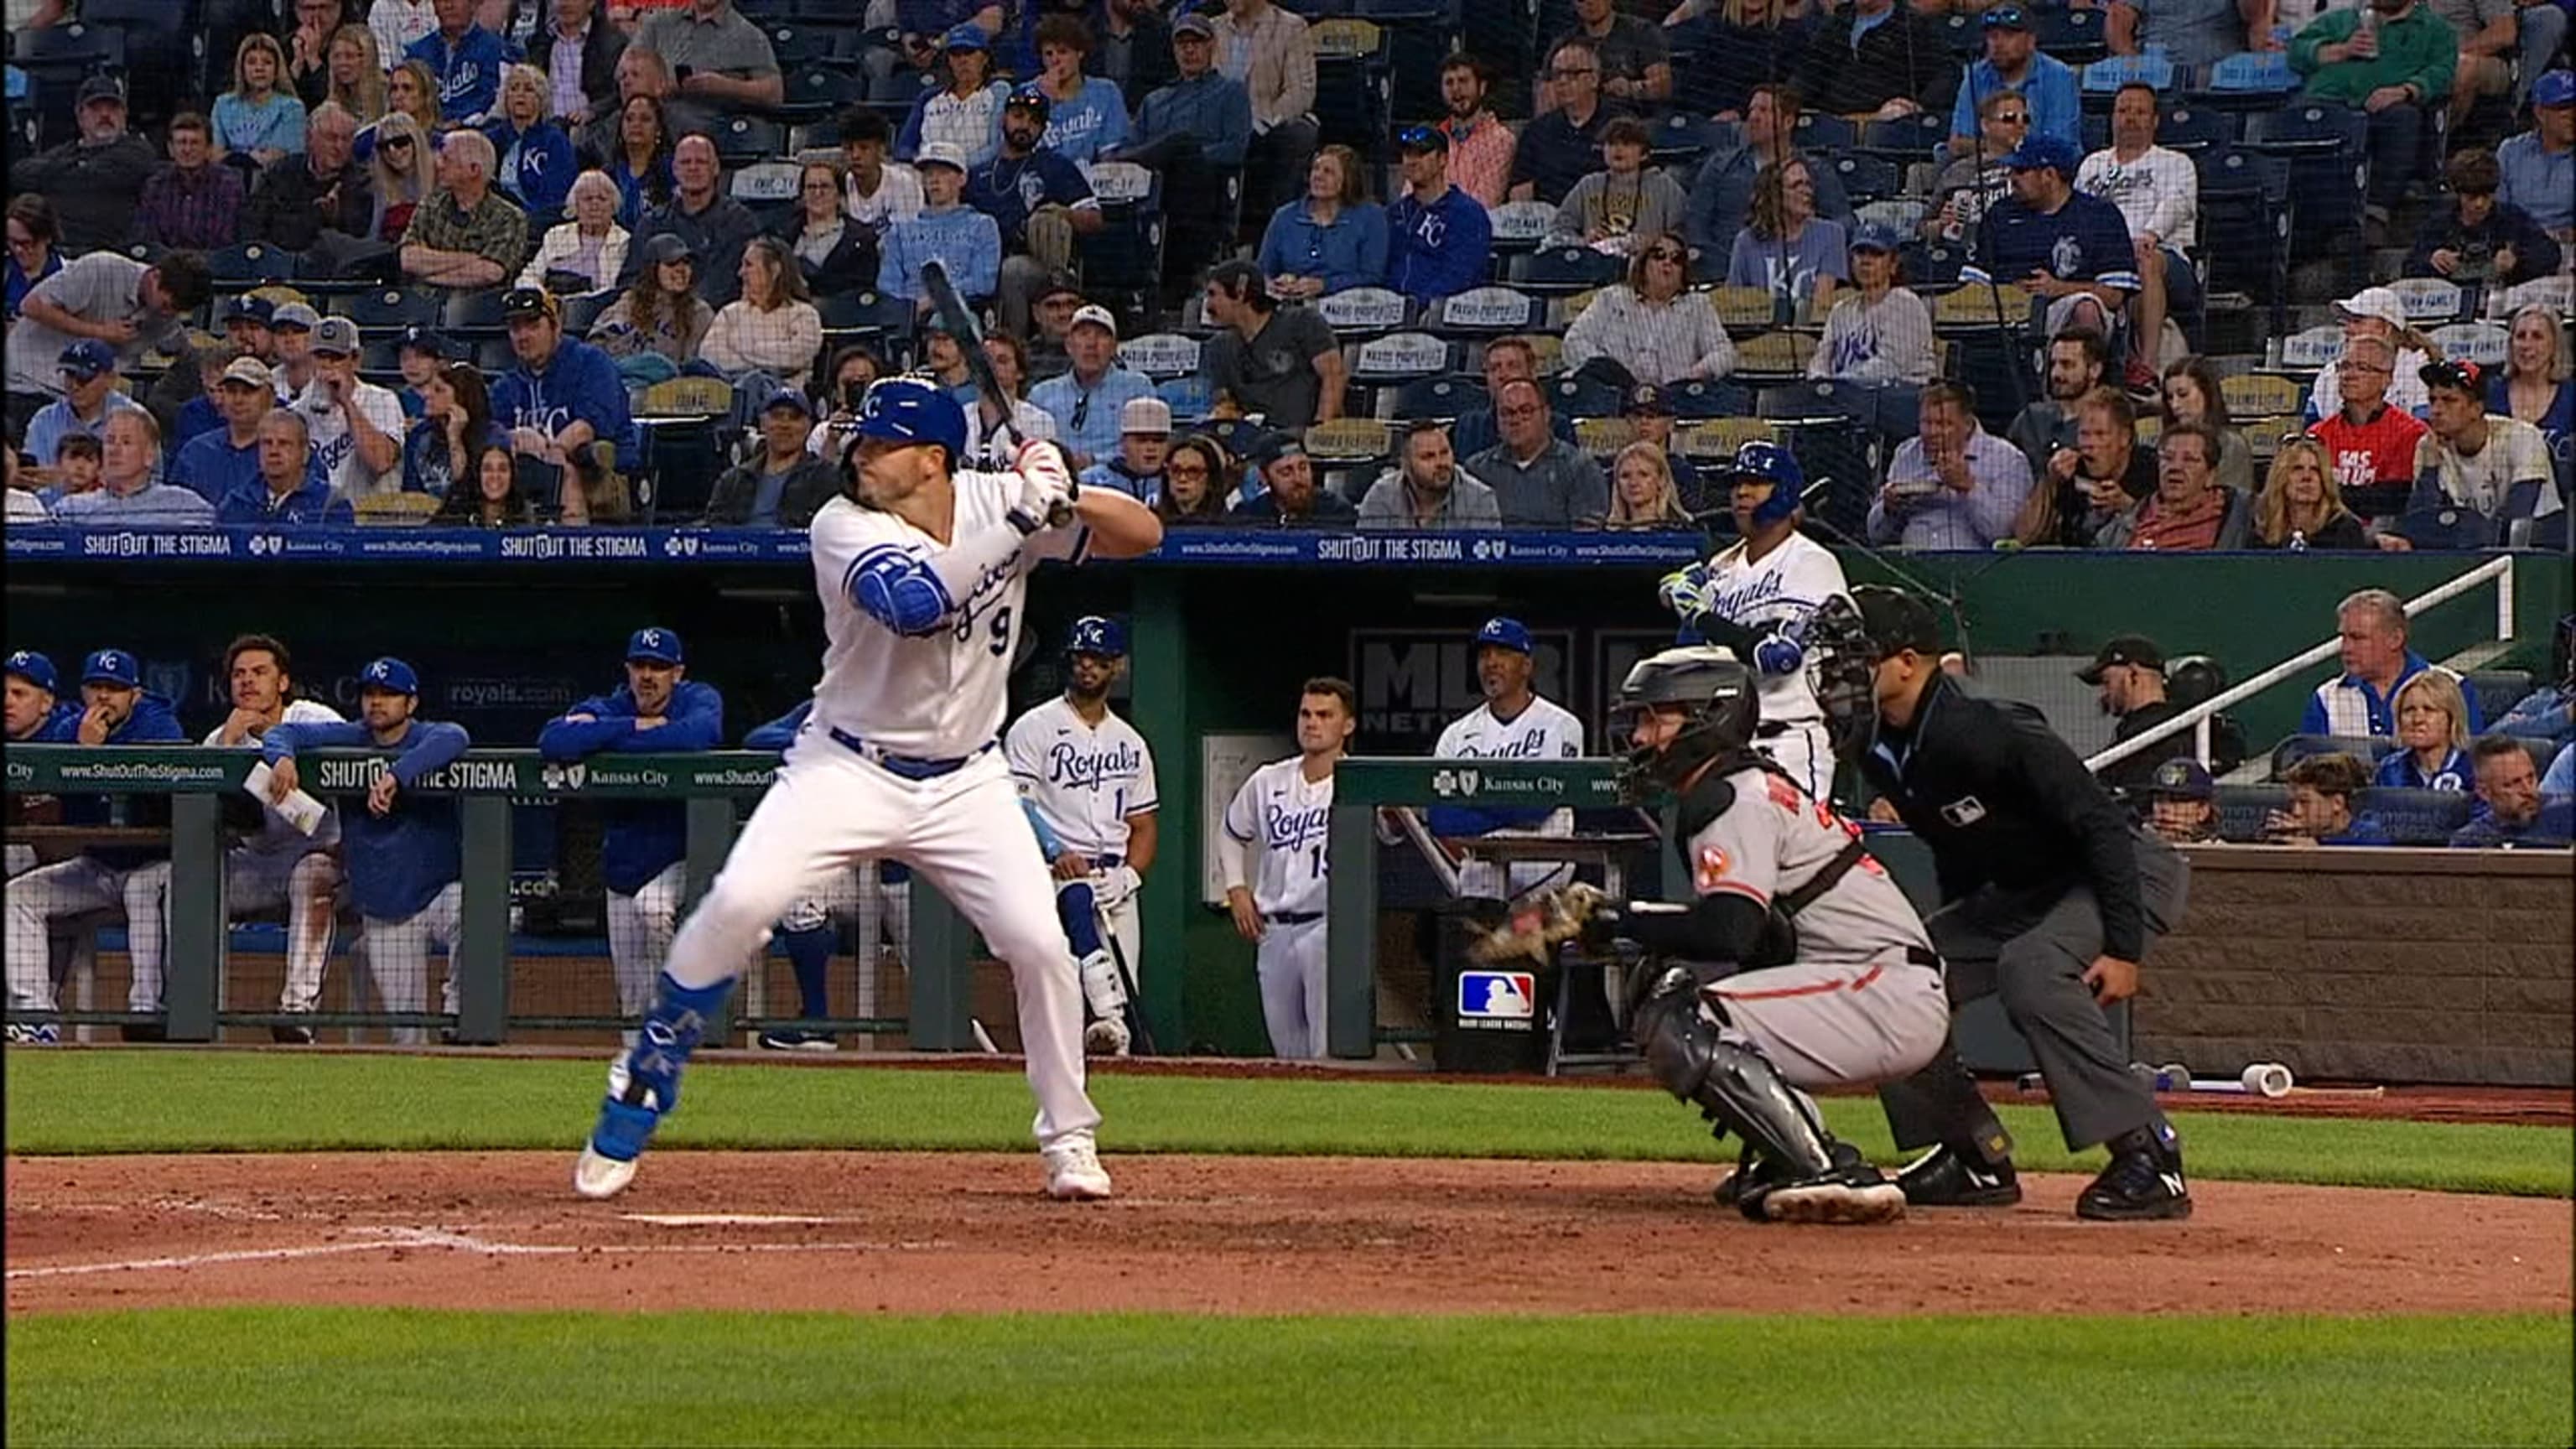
left=1224, top=757, right=1334, bottom=917
left=1703, top=531, right=1850, bottom=725
left=1006, top=696, right=1159, bottom=858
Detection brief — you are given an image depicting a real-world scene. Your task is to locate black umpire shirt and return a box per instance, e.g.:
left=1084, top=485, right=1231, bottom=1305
left=1856, top=670, right=2149, bottom=960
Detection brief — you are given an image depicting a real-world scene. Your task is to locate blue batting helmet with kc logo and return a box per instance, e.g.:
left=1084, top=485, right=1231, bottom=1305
left=1066, top=615, right=1127, bottom=658
left=1729, top=440, right=1805, bottom=525
left=853, top=377, right=969, bottom=468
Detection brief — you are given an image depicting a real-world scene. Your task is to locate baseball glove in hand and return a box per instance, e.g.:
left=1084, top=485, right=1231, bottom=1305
left=1467, top=884, right=1610, bottom=968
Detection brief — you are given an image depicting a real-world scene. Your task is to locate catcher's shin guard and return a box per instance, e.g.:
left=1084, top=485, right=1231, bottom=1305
left=1634, top=968, right=1836, bottom=1182
left=589, top=973, right=733, bottom=1163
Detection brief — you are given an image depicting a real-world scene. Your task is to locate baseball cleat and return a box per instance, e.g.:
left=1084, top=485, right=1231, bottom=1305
left=1041, top=1139, right=1114, bottom=1201
left=272, top=1022, right=317, bottom=1045
left=1748, top=1164, right=1908, bottom=1225
left=2076, top=1126, right=2192, bottom=1222
left=573, top=1143, right=638, bottom=1200
left=1897, top=1145, right=2023, bottom=1208
left=4, top=1022, right=60, bottom=1045
left=756, top=1029, right=839, bottom=1052
left=1083, top=1018, right=1131, bottom=1057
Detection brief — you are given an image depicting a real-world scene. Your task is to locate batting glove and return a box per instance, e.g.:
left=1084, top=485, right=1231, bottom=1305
left=1656, top=565, right=1711, bottom=618
left=1010, top=439, right=1079, bottom=530
left=1753, top=633, right=1805, bottom=678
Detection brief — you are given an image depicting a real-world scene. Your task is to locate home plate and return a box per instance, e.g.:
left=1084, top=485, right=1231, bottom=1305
left=622, top=1213, right=840, bottom=1227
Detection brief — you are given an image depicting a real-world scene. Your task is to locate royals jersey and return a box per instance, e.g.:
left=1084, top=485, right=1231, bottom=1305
left=1702, top=531, right=1850, bottom=725
left=1685, top=764, right=1932, bottom=966
left=1223, top=756, right=1335, bottom=918
left=203, top=699, right=345, bottom=857
left=802, top=479, right=1088, bottom=758
left=1005, top=696, right=1160, bottom=858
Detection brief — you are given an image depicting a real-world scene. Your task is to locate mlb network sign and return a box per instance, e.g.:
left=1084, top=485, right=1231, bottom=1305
left=1350, top=627, right=1572, bottom=753
left=1455, top=970, right=1536, bottom=1033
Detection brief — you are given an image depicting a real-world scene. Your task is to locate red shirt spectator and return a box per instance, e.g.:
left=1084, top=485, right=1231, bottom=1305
left=2309, top=335, right=2428, bottom=496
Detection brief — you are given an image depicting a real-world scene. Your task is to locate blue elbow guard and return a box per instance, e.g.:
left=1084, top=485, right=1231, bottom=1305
left=848, top=550, right=953, bottom=636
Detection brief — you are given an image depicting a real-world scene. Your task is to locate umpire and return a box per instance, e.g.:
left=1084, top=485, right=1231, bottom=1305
left=1828, top=585, right=2193, bottom=1222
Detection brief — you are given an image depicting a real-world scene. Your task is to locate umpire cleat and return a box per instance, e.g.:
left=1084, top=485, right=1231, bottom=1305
left=1749, top=1163, right=1908, bottom=1225
left=1084, top=1017, right=1131, bottom=1057
left=1898, top=1145, right=2023, bottom=1208
left=2077, top=1125, right=2192, bottom=1222
left=573, top=1143, right=638, bottom=1200
left=1042, top=1138, right=1114, bottom=1201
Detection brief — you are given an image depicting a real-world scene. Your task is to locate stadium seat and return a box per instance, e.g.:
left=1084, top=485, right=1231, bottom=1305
left=1672, top=417, right=1778, bottom=462
left=1902, top=243, right=1968, bottom=290
left=2426, top=321, right=2510, bottom=366
left=714, top=114, right=787, bottom=166
left=2466, top=670, right=2537, bottom=724
left=2082, top=54, right=2176, bottom=96
left=1511, top=246, right=1621, bottom=295
left=1703, top=286, right=1775, bottom=333
left=1120, top=331, right=1204, bottom=382
left=1347, top=330, right=1452, bottom=382
left=731, top=160, right=802, bottom=205
left=1858, top=115, right=1947, bottom=162
left=779, top=63, right=864, bottom=119
left=1387, top=374, right=1481, bottom=420
left=2193, top=146, right=2291, bottom=308
left=2154, top=104, right=2239, bottom=153
left=2271, top=734, right=2397, bottom=777
left=1315, top=286, right=1411, bottom=337
left=473, top=337, right=516, bottom=372
left=1303, top=418, right=1392, bottom=466
left=1731, top=333, right=1815, bottom=382
left=1938, top=11, right=1981, bottom=55
left=1311, top=17, right=1388, bottom=62
left=1789, top=112, right=1857, bottom=153
left=1826, top=153, right=1901, bottom=205
left=2199, top=49, right=2297, bottom=103
left=2211, top=784, right=2288, bottom=842
left=1756, top=381, right=1866, bottom=425
left=759, top=23, right=836, bottom=66
left=1665, top=377, right=1750, bottom=419
left=1573, top=416, right=1636, bottom=457
left=340, top=286, right=444, bottom=333
left=1487, top=200, right=1558, bottom=252
left=2242, top=103, right=2370, bottom=243
left=638, top=377, right=737, bottom=418
left=351, top=492, right=439, bottom=527
left=560, top=291, right=615, bottom=335
left=2385, top=277, right=2467, bottom=328
left=1314, top=54, right=1391, bottom=158
left=2035, top=7, right=2109, bottom=64
left=1431, top=286, right=1541, bottom=335
left=1855, top=198, right=1929, bottom=242
left=2277, top=323, right=2344, bottom=368
left=445, top=288, right=512, bottom=336
left=1931, top=283, right=2035, bottom=331
left=358, top=337, right=408, bottom=374
left=2397, top=503, right=2499, bottom=550
left=1078, top=164, right=1166, bottom=297
left=816, top=288, right=913, bottom=336
left=11, top=21, right=122, bottom=145
left=206, top=242, right=300, bottom=287
left=1544, top=373, right=1624, bottom=421
left=1156, top=375, right=1214, bottom=423
left=2220, top=373, right=2303, bottom=418
left=1649, top=113, right=1729, bottom=169
left=2355, top=787, right=2477, bottom=844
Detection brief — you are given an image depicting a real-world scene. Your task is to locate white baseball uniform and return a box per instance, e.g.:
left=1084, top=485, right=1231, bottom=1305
left=1222, top=756, right=1336, bottom=1059
left=656, top=476, right=1101, bottom=1151
left=1005, top=694, right=1158, bottom=977
left=1701, top=531, right=1851, bottom=801
left=1432, top=695, right=1585, bottom=901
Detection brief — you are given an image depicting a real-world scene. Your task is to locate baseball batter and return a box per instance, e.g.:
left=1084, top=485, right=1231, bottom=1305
left=538, top=627, right=725, bottom=1031
left=1220, top=678, right=1358, bottom=1061
left=1428, top=617, right=1584, bottom=901
left=1656, top=442, right=1852, bottom=802
left=4, top=651, right=85, bottom=880
left=1005, top=615, right=1159, bottom=1056
left=262, top=658, right=473, bottom=1046
left=573, top=377, right=1163, bottom=1203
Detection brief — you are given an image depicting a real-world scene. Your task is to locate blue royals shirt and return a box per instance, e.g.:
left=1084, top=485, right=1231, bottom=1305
left=1384, top=184, right=1493, bottom=303
left=262, top=718, right=474, bottom=920
left=538, top=679, right=724, bottom=895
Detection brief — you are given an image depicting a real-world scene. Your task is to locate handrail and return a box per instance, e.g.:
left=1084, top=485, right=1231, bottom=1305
left=2085, top=554, right=2519, bottom=773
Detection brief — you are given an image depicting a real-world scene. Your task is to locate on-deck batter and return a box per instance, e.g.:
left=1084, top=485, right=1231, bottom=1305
left=1219, top=678, right=1357, bottom=1061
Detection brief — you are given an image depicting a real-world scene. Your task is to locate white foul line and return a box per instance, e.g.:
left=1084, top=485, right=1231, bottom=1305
left=8, top=1227, right=950, bottom=1280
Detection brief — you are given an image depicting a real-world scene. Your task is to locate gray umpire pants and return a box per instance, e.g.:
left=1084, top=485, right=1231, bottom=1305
left=1880, top=829, right=2190, bottom=1154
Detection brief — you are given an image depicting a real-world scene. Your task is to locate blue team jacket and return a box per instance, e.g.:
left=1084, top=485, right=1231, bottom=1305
left=263, top=719, right=473, bottom=919
left=481, top=117, right=579, bottom=216
left=61, top=693, right=187, bottom=869
left=538, top=679, right=725, bottom=895
left=491, top=336, right=637, bottom=471
left=217, top=475, right=355, bottom=526
left=1384, top=186, right=1494, bottom=303
left=406, top=25, right=516, bottom=123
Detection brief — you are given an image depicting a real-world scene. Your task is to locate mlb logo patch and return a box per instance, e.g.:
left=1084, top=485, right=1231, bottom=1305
left=1940, top=795, right=1987, bottom=828
left=1457, top=970, right=1536, bottom=1024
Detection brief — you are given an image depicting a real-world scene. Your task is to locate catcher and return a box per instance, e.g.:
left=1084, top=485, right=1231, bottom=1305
left=1477, top=631, right=1950, bottom=1223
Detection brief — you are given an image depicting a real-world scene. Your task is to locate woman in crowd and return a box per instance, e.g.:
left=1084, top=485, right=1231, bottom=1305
left=1604, top=441, right=1694, bottom=528
left=363, top=60, right=444, bottom=164
left=2491, top=302, right=2573, bottom=465
left=431, top=443, right=537, bottom=527
left=5, top=196, right=63, bottom=323
left=591, top=93, right=677, bottom=231
left=2249, top=436, right=2373, bottom=550
left=1563, top=232, right=1738, bottom=386
left=518, top=169, right=630, bottom=292
left=2376, top=670, right=2475, bottom=792
left=1809, top=226, right=1936, bottom=385
left=1727, top=158, right=1845, bottom=319
left=700, top=236, right=825, bottom=392
left=366, top=110, right=433, bottom=245
left=325, top=23, right=388, bottom=126
left=589, top=233, right=714, bottom=387
left=2159, top=354, right=2252, bottom=493
left=402, top=361, right=505, bottom=500
left=484, top=63, right=579, bottom=217
left=897, top=27, right=1009, bottom=169
left=212, top=33, right=309, bottom=170
left=1256, top=145, right=1389, bottom=302
left=1155, top=434, right=1235, bottom=524
left=777, top=158, right=875, bottom=299
left=806, top=343, right=885, bottom=460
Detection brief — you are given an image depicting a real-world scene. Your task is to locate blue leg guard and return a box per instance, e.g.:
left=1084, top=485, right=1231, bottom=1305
left=782, top=926, right=833, bottom=1019
left=1055, top=880, right=1104, bottom=956
left=589, top=972, right=734, bottom=1163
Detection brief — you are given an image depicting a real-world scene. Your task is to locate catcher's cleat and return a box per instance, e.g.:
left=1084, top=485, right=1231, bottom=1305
left=1897, top=1145, right=2023, bottom=1208
left=1747, top=1161, right=1908, bottom=1225
left=1084, top=1017, right=1131, bottom=1056
left=1716, top=1139, right=1862, bottom=1209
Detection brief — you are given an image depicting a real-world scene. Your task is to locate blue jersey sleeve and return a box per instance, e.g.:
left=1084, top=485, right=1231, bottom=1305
left=391, top=720, right=472, bottom=786
left=615, top=681, right=723, bottom=751
left=538, top=693, right=630, bottom=760
left=262, top=719, right=376, bottom=761
left=1021, top=797, right=1066, bottom=860
left=745, top=701, right=811, bottom=751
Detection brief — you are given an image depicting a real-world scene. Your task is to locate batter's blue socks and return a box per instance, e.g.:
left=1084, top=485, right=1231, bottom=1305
left=782, top=925, right=834, bottom=1020
left=589, top=972, right=734, bottom=1164
left=1055, top=880, right=1104, bottom=956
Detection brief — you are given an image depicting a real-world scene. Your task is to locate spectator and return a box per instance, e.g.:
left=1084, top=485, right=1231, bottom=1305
left=1811, top=225, right=1938, bottom=385
left=2548, top=740, right=2576, bottom=797
left=2018, top=384, right=2158, bottom=546
left=2313, top=335, right=2431, bottom=506
left=772, top=159, right=872, bottom=299
left=1199, top=261, right=1345, bottom=431
left=1357, top=420, right=1504, bottom=528
left=2080, top=634, right=2189, bottom=795
left=875, top=3, right=999, bottom=96
left=219, top=408, right=349, bottom=524
left=4, top=197, right=63, bottom=325
left=1384, top=127, right=1495, bottom=305
left=1869, top=382, right=2035, bottom=549
left=2305, top=286, right=2434, bottom=424
left=590, top=93, right=676, bottom=229
left=402, top=360, right=506, bottom=497
left=962, top=332, right=1061, bottom=465
left=1113, top=13, right=1249, bottom=278
left=2251, top=435, right=2376, bottom=549
left=1551, top=0, right=1672, bottom=111
left=1668, top=0, right=1812, bottom=120
left=2491, top=303, right=2573, bottom=463
left=1621, top=384, right=1707, bottom=511
left=4, top=252, right=209, bottom=441
left=1093, top=0, right=1179, bottom=107
left=172, top=342, right=242, bottom=452
left=485, top=64, right=580, bottom=216
left=1968, top=136, right=2142, bottom=363
left=174, top=358, right=304, bottom=505
left=223, top=297, right=281, bottom=368
left=325, top=25, right=391, bottom=126
left=1449, top=337, right=1575, bottom=461
left=215, top=34, right=309, bottom=169
left=897, top=25, right=1010, bottom=170
left=1215, top=0, right=1320, bottom=221
left=590, top=233, right=713, bottom=383
left=1685, top=84, right=1854, bottom=260
left=19, top=435, right=87, bottom=517
left=270, top=303, right=325, bottom=408
left=633, top=0, right=783, bottom=115
left=1605, top=440, right=1694, bottom=528
left=1952, top=6, right=2080, bottom=158
left=432, top=440, right=540, bottom=526
left=7, top=77, right=156, bottom=255
left=1258, top=144, right=1388, bottom=303
left=2008, top=326, right=2111, bottom=478
left=1154, top=434, right=1236, bottom=524
left=2270, top=752, right=2394, bottom=844
left=622, top=133, right=761, bottom=307
left=392, top=325, right=451, bottom=418
left=1927, top=90, right=2029, bottom=246
left=2079, top=85, right=2202, bottom=381
left=1792, top=0, right=1961, bottom=120
left=400, top=130, right=531, bottom=290
left=1078, top=396, right=1174, bottom=503
left=700, top=236, right=824, bottom=392
left=2301, top=586, right=2485, bottom=735
left=357, top=109, right=428, bottom=249
left=494, top=286, right=639, bottom=495
left=2451, top=735, right=2573, bottom=846
left=1028, top=305, right=1153, bottom=468
left=1727, top=158, right=1847, bottom=318
left=2139, top=758, right=2220, bottom=845
left=2409, top=357, right=2563, bottom=538
left=705, top=387, right=839, bottom=527
left=300, top=318, right=406, bottom=501
left=2377, top=668, right=2475, bottom=789
left=838, top=109, right=922, bottom=237
left=2101, top=420, right=2251, bottom=550
left=2407, top=148, right=2563, bottom=288
left=2289, top=0, right=2458, bottom=236
left=969, top=91, right=1105, bottom=340
left=520, top=169, right=632, bottom=292
left=2434, top=0, right=2559, bottom=126
left=380, top=59, right=447, bottom=148
left=1467, top=380, right=1610, bottom=527
left=534, top=0, right=630, bottom=127
left=1019, top=20, right=1130, bottom=165
left=1564, top=233, right=1738, bottom=386
left=23, top=342, right=145, bottom=479
left=1509, top=39, right=1610, bottom=205
left=247, top=102, right=377, bottom=257
left=288, top=0, right=354, bottom=108
left=2497, top=70, right=2573, bottom=243
left=2107, top=0, right=2277, bottom=68
left=1547, top=118, right=1690, bottom=257
left=138, top=114, right=249, bottom=253
left=1234, top=434, right=1358, bottom=526
left=877, top=142, right=1002, bottom=311
left=53, top=411, right=216, bottom=524
left=407, top=0, right=517, bottom=125
left=1434, top=55, right=1516, bottom=210
left=371, top=0, right=441, bottom=61
left=2159, top=355, right=2251, bottom=493
left=803, top=343, right=884, bottom=460
left=1023, top=274, right=1085, bottom=377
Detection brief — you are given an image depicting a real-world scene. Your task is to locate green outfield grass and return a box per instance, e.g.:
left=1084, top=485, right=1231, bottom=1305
left=8, top=1308, right=2571, bottom=1446
left=6, top=1052, right=2569, bottom=1197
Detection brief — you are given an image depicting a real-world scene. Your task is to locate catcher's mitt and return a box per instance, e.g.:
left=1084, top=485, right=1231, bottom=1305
left=1467, top=884, right=1609, bottom=968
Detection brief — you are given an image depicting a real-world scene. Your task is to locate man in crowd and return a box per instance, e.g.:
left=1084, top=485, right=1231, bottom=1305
left=2409, top=358, right=2563, bottom=539
left=2106, top=0, right=2278, bottom=69
left=2301, top=587, right=2485, bottom=736
left=1966, top=136, right=2142, bottom=371
left=2406, top=147, right=2563, bottom=288
left=621, top=133, right=761, bottom=307
left=2498, top=70, right=2573, bottom=245
left=1952, top=7, right=2080, bottom=158
left=267, top=303, right=323, bottom=406
left=50, top=413, right=216, bottom=523
left=218, top=409, right=349, bottom=524
left=1214, top=0, right=1319, bottom=221
left=1450, top=337, right=1572, bottom=462
left=838, top=109, right=923, bottom=237
left=705, top=388, right=839, bottom=527
left=1509, top=38, right=1610, bottom=205
left=969, top=91, right=1104, bottom=343
left=2140, top=757, right=2221, bottom=844
left=1868, top=382, right=2035, bottom=550
left=7, top=76, right=155, bottom=255
left=4, top=251, right=209, bottom=440
left=401, top=130, right=531, bottom=290
left=300, top=318, right=406, bottom=501
left=1435, top=54, right=1516, bottom=209
left=2009, top=328, right=2112, bottom=479
left=1078, top=397, right=1174, bottom=504
left=225, top=297, right=282, bottom=368
left=2081, top=636, right=2190, bottom=796
left=1028, top=305, right=1152, bottom=470
left=1096, top=0, right=1179, bottom=106
left=1550, top=0, right=1670, bottom=112
left=2289, top=0, right=2458, bottom=238
left=1793, top=0, right=1961, bottom=120
left=2269, top=752, right=2393, bottom=844
left=2076, top=85, right=2201, bottom=385
left=876, top=143, right=1002, bottom=313
left=1236, top=434, right=1358, bottom=526
left=534, top=0, right=630, bottom=127
left=247, top=103, right=377, bottom=257
left=2312, top=335, right=2430, bottom=508
left=1115, top=13, right=1251, bottom=281
left=2306, top=287, right=2434, bottom=426
left=492, top=286, right=637, bottom=504
left=408, top=0, right=517, bottom=125
left=1199, top=261, right=1345, bottom=432
left=1687, top=85, right=1856, bottom=259
left=1546, top=118, right=1690, bottom=254
left=175, top=358, right=314, bottom=506
left=138, top=112, right=246, bottom=253
left=23, top=342, right=144, bottom=481
left=1468, top=380, right=1607, bottom=528
left=1385, top=126, right=1495, bottom=304
left=2433, top=0, right=2563, bottom=124
left=1357, top=420, right=1503, bottom=527
left=2450, top=737, right=2573, bottom=847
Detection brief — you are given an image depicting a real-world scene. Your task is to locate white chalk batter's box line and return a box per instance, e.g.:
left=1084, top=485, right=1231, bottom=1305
left=6, top=1223, right=957, bottom=1280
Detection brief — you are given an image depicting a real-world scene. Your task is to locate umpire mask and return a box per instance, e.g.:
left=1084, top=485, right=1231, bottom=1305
left=1806, top=595, right=1883, bottom=763
left=1612, top=647, right=1761, bottom=804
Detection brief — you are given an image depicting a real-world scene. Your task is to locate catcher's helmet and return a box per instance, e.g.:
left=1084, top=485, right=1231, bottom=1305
left=852, top=376, right=968, bottom=469
left=1728, top=440, right=1805, bottom=527
left=1611, top=646, right=1762, bottom=802
left=1066, top=615, right=1127, bottom=658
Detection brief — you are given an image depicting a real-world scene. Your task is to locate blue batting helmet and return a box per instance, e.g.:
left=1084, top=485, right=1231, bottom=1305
left=1475, top=617, right=1534, bottom=655
left=1729, top=440, right=1805, bottom=526
left=1066, top=615, right=1126, bottom=658
left=854, top=377, right=969, bottom=468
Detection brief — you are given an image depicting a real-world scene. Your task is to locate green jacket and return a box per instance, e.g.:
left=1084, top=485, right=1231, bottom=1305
left=2288, top=3, right=2458, bottom=104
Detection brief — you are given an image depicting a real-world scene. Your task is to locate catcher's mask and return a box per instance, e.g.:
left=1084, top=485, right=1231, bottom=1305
left=1612, top=646, right=1760, bottom=804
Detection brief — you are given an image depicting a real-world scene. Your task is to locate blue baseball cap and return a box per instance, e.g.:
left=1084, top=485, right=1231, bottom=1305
left=1982, top=4, right=2033, bottom=29
left=943, top=22, right=989, bottom=52
left=225, top=294, right=276, bottom=326
left=397, top=324, right=454, bottom=359
left=1066, top=615, right=1127, bottom=658
left=360, top=657, right=420, bottom=696
left=1849, top=222, right=1904, bottom=253
left=761, top=387, right=814, bottom=418
left=2536, top=70, right=2576, bottom=108
left=626, top=627, right=684, bottom=665
left=58, top=340, right=117, bottom=382
left=5, top=650, right=60, bottom=693
left=1476, top=617, right=1534, bottom=655
left=2000, top=134, right=2079, bottom=175
left=2148, top=757, right=2215, bottom=801
left=81, top=648, right=140, bottom=688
